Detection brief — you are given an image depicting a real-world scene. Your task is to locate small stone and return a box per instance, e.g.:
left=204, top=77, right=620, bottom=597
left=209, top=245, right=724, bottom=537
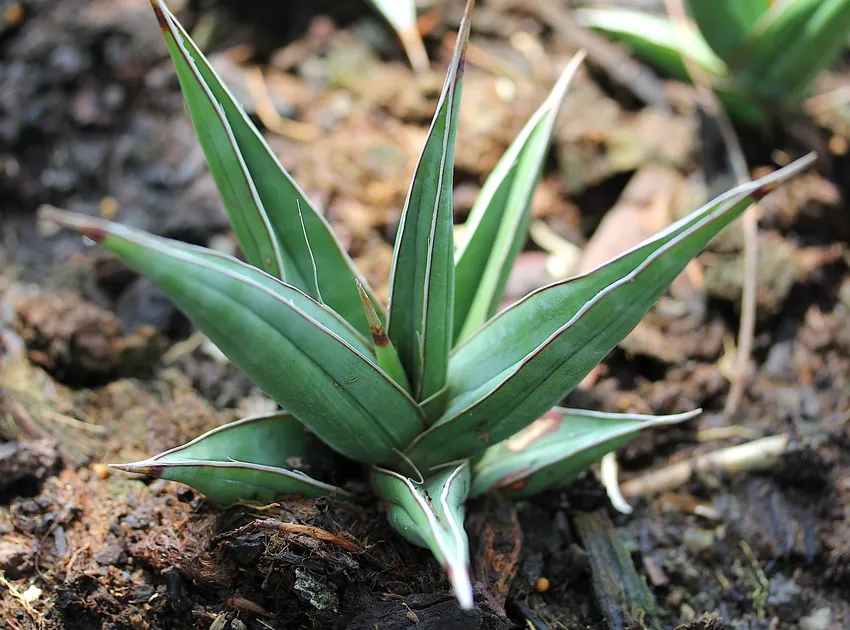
left=767, top=574, right=804, bottom=617
left=799, top=607, right=832, bottom=630
left=294, top=567, right=339, bottom=613
left=94, top=543, right=126, bottom=566
left=682, top=527, right=715, bottom=552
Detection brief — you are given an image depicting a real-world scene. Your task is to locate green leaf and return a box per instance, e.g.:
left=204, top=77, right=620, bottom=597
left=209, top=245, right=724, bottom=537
left=453, top=51, right=585, bottom=344
left=470, top=407, right=699, bottom=498
left=372, top=462, right=473, bottom=610
left=737, top=0, right=850, bottom=104
left=574, top=7, right=768, bottom=125
left=387, top=1, right=472, bottom=411
left=574, top=7, right=727, bottom=82
left=357, top=281, right=411, bottom=392
left=367, top=0, right=429, bottom=73
left=151, top=0, right=380, bottom=337
left=405, top=154, right=815, bottom=470
left=686, top=0, right=768, bottom=65
left=112, top=412, right=351, bottom=503
left=45, top=209, right=425, bottom=465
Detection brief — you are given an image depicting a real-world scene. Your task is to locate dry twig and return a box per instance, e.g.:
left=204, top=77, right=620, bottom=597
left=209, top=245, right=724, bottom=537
left=244, top=66, right=318, bottom=143
left=620, top=434, right=788, bottom=497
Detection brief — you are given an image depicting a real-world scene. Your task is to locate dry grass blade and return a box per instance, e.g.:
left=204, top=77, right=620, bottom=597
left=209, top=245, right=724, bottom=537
left=214, top=518, right=360, bottom=553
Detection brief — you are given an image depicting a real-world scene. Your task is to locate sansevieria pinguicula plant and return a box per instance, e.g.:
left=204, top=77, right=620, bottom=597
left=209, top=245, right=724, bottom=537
left=577, top=0, right=850, bottom=125
left=45, top=0, right=815, bottom=610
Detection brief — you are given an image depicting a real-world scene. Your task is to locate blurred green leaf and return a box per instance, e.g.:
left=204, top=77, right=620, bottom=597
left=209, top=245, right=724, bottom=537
left=405, top=154, right=815, bottom=470
left=686, top=0, right=768, bottom=65
left=738, top=0, right=850, bottom=103
left=574, top=7, right=768, bottom=125
left=387, top=4, right=472, bottom=413
left=113, top=412, right=350, bottom=503
left=453, top=52, right=585, bottom=344
left=470, top=408, right=699, bottom=498
left=152, top=0, right=380, bottom=337
left=45, top=209, right=425, bottom=465
left=575, top=7, right=726, bottom=81
left=372, top=462, right=473, bottom=609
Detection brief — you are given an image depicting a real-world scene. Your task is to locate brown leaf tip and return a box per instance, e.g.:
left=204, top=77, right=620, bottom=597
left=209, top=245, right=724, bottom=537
left=80, top=225, right=107, bottom=243
left=371, top=328, right=390, bottom=348
left=149, top=0, right=169, bottom=31
left=751, top=182, right=774, bottom=201
left=453, top=0, right=475, bottom=87
left=110, top=463, right=164, bottom=479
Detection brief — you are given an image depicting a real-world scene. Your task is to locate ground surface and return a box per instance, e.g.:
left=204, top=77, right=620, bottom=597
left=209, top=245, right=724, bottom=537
left=1, top=1, right=850, bottom=629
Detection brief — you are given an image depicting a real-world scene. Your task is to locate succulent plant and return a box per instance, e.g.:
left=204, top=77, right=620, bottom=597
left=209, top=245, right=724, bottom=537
left=45, top=0, right=815, bottom=610
left=577, top=0, right=850, bottom=125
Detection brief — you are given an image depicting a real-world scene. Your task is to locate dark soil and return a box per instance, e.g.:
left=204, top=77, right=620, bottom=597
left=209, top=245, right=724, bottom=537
left=2, top=1, right=850, bottom=629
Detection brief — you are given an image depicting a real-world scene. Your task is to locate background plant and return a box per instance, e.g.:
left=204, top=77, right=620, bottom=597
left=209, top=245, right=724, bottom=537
left=45, top=0, right=814, bottom=610
left=577, top=0, right=850, bottom=125
left=367, top=0, right=430, bottom=73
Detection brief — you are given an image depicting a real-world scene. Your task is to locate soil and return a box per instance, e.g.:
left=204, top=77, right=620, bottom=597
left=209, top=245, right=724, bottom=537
left=2, top=1, right=850, bottom=629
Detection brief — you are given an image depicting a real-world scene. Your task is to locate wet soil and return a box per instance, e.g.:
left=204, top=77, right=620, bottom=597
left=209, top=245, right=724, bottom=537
left=2, top=1, right=850, bottom=629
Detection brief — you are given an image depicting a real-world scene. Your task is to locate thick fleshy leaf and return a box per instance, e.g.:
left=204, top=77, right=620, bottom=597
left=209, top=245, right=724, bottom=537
left=574, top=7, right=768, bottom=126
left=46, top=209, right=425, bottom=465
left=367, top=0, right=429, bottom=73
left=736, top=0, right=850, bottom=104
left=686, top=0, right=768, bottom=65
left=404, top=154, right=815, bottom=470
left=357, top=281, right=411, bottom=392
left=112, top=412, right=351, bottom=503
left=470, top=407, right=700, bottom=498
left=574, top=8, right=726, bottom=82
left=372, top=462, right=473, bottom=610
left=151, top=0, right=379, bottom=337
left=387, top=1, right=472, bottom=411
left=453, top=52, right=585, bottom=344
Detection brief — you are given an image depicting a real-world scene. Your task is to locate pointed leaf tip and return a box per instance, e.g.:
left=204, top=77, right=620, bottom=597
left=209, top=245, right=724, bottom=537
left=149, top=0, right=168, bottom=31
left=411, top=154, right=815, bottom=470
left=453, top=50, right=585, bottom=342
left=471, top=408, right=702, bottom=498
left=50, top=210, right=424, bottom=464
left=386, top=0, right=472, bottom=409
left=151, top=0, right=380, bottom=335
left=357, top=281, right=389, bottom=347
left=110, top=461, right=164, bottom=478
left=39, top=205, right=107, bottom=243
left=110, top=413, right=354, bottom=503
left=455, top=0, right=475, bottom=77
left=357, top=281, right=412, bottom=391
